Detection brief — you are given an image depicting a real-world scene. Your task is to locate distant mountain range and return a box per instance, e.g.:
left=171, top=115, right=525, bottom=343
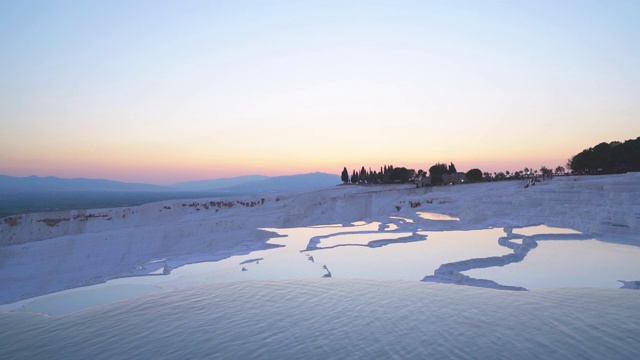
left=0, top=172, right=342, bottom=217
left=0, top=175, right=170, bottom=192
left=0, top=173, right=341, bottom=194
left=219, top=173, right=341, bottom=194
left=171, top=175, right=269, bottom=191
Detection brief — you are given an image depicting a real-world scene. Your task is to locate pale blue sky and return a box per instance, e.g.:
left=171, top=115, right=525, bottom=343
left=1, top=1, right=639, bottom=183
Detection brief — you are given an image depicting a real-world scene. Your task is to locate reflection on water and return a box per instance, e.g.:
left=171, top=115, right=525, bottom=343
left=465, top=239, right=640, bottom=289
left=389, top=216, right=413, bottom=223
left=385, top=223, right=398, bottom=231
left=307, top=228, right=510, bottom=281
left=417, top=212, right=460, bottom=221
left=420, top=226, right=598, bottom=291
left=2, top=220, right=639, bottom=315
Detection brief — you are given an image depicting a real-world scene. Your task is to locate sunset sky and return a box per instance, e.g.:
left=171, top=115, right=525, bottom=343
left=1, top=1, right=639, bottom=184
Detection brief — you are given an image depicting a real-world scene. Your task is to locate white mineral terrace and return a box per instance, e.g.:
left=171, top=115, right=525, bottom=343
left=1, top=173, right=639, bottom=314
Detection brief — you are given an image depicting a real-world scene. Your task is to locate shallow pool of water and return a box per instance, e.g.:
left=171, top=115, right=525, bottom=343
left=2, top=220, right=639, bottom=315
left=465, top=239, right=640, bottom=289
left=2, top=280, right=640, bottom=360
left=417, top=212, right=460, bottom=221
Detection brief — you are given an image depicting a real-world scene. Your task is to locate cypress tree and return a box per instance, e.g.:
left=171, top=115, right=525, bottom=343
left=341, top=167, right=349, bottom=184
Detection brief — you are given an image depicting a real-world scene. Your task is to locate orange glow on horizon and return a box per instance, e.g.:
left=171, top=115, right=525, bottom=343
left=0, top=156, right=573, bottom=185
left=1, top=2, right=638, bottom=186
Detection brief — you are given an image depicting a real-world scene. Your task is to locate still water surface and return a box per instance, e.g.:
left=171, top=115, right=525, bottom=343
left=3, top=219, right=639, bottom=316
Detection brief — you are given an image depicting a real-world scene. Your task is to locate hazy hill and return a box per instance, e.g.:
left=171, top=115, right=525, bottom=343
left=222, top=172, right=341, bottom=194
left=171, top=175, right=268, bottom=191
left=0, top=175, right=171, bottom=192
left=0, top=172, right=341, bottom=217
left=0, top=173, right=340, bottom=194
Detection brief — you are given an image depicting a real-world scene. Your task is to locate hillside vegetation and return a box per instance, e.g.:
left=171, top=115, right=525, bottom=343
left=568, top=137, right=640, bottom=174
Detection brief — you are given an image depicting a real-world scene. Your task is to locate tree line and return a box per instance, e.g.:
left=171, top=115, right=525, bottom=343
left=338, top=137, right=640, bottom=186
left=341, top=162, right=485, bottom=186
left=567, top=137, right=640, bottom=174
left=341, top=165, right=414, bottom=184
left=341, top=162, right=569, bottom=186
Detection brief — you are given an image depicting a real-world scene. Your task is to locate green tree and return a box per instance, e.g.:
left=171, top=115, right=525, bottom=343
left=429, top=163, right=448, bottom=185
left=568, top=137, right=640, bottom=174
left=360, top=166, right=367, bottom=183
left=389, top=167, right=413, bottom=182
left=341, top=167, right=349, bottom=184
left=465, top=168, right=483, bottom=183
